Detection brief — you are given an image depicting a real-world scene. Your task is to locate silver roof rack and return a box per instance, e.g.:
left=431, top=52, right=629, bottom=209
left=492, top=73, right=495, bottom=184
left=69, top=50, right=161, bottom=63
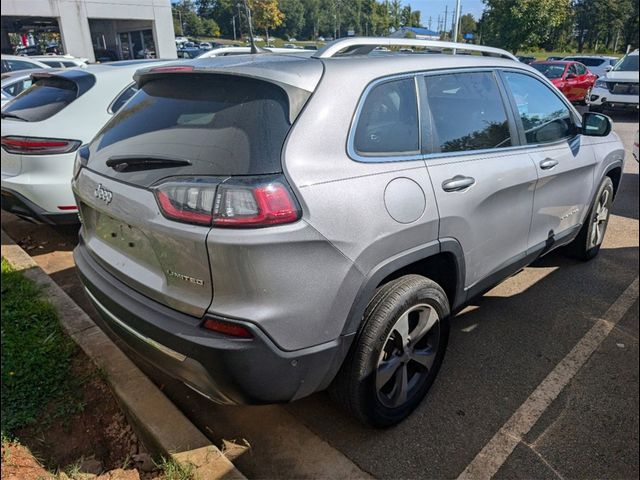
left=312, top=37, right=518, bottom=61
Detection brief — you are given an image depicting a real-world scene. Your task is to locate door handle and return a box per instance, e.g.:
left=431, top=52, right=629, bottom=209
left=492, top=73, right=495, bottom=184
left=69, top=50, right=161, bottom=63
left=539, top=158, right=559, bottom=170
left=442, top=175, right=476, bottom=192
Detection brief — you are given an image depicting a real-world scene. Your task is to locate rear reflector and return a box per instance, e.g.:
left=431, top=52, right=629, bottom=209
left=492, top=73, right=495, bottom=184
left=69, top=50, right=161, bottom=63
left=202, top=318, right=253, bottom=339
left=57, top=205, right=78, bottom=211
left=1, top=136, right=81, bottom=155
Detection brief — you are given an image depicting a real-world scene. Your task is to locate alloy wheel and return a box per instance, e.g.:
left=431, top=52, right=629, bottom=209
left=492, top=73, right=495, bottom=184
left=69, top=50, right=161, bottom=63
left=590, top=188, right=610, bottom=248
left=375, top=304, right=440, bottom=408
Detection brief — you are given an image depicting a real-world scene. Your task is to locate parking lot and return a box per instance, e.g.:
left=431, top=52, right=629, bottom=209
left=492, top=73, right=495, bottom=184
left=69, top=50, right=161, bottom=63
left=1, top=107, right=638, bottom=479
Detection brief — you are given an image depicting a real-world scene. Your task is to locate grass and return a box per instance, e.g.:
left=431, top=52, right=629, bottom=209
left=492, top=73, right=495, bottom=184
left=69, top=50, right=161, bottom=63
left=0, top=258, right=83, bottom=436
left=157, top=457, right=196, bottom=480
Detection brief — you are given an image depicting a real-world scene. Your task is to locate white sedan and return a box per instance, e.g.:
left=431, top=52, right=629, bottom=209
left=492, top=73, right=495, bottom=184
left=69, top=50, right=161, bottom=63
left=1, top=59, right=176, bottom=225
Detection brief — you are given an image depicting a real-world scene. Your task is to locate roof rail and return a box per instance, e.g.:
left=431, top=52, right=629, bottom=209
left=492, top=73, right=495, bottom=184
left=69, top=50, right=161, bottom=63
left=312, top=37, right=518, bottom=61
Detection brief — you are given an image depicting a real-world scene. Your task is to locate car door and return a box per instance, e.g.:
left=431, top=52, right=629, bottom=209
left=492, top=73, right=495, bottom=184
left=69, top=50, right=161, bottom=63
left=564, top=63, right=582, bottom=101
left=573, top=63, right=592, bottom=99
left=501, top=70, right=597, bottom=253
left=421, top=70, right=538, bottom=293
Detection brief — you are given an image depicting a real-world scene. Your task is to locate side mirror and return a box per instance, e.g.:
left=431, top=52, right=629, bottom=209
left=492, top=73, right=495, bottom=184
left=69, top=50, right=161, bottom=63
left=582, top=112, right=612, bottom=137
left=605, top=65, right=613, bottom=72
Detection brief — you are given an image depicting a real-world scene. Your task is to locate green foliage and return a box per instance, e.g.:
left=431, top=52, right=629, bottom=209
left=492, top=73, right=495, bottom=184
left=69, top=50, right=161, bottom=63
left=157, top=457, right=195, bottom=480
left=0, top=259, right=82, bottom=436
left=481, top=0, right=572, bottom=53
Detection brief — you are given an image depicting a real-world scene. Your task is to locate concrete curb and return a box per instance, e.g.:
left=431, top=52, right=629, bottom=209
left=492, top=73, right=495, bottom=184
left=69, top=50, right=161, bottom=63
left=1, top=229, right=245, bottom=480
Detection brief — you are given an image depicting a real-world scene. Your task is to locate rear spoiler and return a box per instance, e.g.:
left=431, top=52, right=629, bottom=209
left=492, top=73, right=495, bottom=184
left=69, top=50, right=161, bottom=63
left=30, top=69, right=96, bottom=98
left=133, top=66, right=312, bottom=124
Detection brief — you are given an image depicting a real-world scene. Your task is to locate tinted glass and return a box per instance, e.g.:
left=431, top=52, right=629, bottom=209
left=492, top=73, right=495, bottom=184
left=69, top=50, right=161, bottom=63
left=568, top=64, right=578, bottom=75
left=7, top=59, right=37, bottom=72
left=613, top=54, right=639, bottom=72
left=2, top=77, right=77, bottom=121
left=41, top=60, right=63, bottom=67
left=532, top=63, right=565, bottom=79
left=503, top=72, right=576, bottom=144
left=566, top=57, right=603, bottom=67
left=575, top=63, right=587, bottom=75
left=62, top=61, right=78, bottom=67
left=424, top=72, right=512, bottom=153
left=2, top=78, right=33, bottom=97
left=87, top=74, right=299, bottom=186
left=110, top=84, right=138, bottom=113
left=353, top=78, right=419, bottom=157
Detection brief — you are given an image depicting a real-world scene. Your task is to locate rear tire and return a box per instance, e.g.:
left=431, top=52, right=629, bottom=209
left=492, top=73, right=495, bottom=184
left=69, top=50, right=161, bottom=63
left=330, top=275, right=450, bottom=427
left=565, top=176, right=614, bottom=261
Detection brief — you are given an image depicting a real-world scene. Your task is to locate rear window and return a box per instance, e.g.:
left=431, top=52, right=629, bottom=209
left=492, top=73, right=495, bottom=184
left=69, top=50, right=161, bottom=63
left=87, top=74, right=299, bottom=186
left=566, top=57, right=604, bottom=67
left=2, top=77, right=78, bottom=122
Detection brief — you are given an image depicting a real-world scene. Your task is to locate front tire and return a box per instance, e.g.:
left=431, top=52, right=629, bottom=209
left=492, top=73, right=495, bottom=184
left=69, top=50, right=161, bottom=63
left=330, top=275, right=450, bottom=427
left=566, top=176, right=614, bottom=260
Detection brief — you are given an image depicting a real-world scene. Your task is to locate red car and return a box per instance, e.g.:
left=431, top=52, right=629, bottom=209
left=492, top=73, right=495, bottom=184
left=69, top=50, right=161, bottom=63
left=530, top=61, right=597, bottom=103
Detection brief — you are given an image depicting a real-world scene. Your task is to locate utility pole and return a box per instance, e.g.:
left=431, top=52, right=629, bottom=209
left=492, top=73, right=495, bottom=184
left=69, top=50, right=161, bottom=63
left=443, top=5, right=448, bottom=39
left=428, top=16, right=432, bottom=30
left=232, top=15, right=237, bottom=41
left=452, top=0, right=461, bottom=43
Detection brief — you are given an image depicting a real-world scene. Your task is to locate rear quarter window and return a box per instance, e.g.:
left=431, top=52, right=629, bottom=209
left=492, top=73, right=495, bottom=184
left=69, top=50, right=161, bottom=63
left=1, top=77, right=78, bottom=121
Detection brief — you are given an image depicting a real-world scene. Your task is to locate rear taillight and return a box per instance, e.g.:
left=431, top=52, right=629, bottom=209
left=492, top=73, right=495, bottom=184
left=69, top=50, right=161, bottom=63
left=153, top=175, right=301, bottom=228
left=73, top=145, right=90, bottom=180
left=1, top=136, right=81, bottom=155
left=202, top=317, right=253, bottom=339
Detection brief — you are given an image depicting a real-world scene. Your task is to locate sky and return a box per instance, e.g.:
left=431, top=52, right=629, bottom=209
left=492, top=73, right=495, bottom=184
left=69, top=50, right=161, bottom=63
left=406, top=0, right=486, bottom=29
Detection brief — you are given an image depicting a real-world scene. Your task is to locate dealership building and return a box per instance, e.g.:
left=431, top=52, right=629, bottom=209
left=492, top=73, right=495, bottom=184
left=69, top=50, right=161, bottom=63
left=1, top=0, right=177, bottom=62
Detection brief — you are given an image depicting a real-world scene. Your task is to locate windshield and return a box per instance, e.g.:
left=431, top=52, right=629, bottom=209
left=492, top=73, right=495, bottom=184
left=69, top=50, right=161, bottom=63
left=613, top=54, right=639, bottom=72
left=531, top=63, right=566, bottom=79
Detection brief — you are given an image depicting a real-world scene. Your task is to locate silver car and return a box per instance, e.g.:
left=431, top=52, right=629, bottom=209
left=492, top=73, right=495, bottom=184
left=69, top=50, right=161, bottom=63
left=72, top=38, right=625, bottom=427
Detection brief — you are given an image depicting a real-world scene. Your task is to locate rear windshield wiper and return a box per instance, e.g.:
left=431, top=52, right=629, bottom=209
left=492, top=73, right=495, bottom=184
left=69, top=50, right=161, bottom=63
left=106, top=156, right=192, bottom=172
left=1, top=112, right=28, bottom=121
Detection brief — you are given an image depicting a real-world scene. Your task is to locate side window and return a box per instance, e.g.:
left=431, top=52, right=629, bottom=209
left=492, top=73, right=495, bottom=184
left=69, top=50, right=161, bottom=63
left=7, top=59, right=36, bottom=72
left=503, top=72, right=576, bottom=145
left=575, top=63, right=587, bottom=75
left=424, top=71, right=512, bottom=153
left=353, top=77, right=419, bottom=157
left=3, top=78, right=33, bottom=97
left=110, top=84, right=138, bottom=113
left=568, top=64, right=578, bottom=76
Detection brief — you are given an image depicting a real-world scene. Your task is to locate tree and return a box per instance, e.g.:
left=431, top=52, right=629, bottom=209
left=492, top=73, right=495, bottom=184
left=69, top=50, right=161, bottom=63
left=248, top=0, right=285, bottom=41
left=481, top=0, right=571, bottom=53
left=389, top=0, right=402, bottom=31
left=202, top=18, right=221, bottom=37
left=459, top=13, right=476, bottom=41
left=281, top=0, right=306, bottom=37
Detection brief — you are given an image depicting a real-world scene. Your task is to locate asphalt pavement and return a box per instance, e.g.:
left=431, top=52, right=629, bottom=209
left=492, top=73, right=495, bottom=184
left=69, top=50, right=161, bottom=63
left=1, top=108, right=638, bottom=479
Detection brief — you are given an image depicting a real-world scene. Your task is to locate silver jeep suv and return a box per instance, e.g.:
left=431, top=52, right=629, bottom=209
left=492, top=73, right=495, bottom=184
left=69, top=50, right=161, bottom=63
left=73, top=38, right=625, bottom=427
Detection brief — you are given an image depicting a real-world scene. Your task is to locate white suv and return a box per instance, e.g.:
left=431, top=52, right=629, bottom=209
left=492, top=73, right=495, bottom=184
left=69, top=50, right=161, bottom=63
left=587, top=50, right=639, bottom=113
left=1, top=60, right=171, bottom=225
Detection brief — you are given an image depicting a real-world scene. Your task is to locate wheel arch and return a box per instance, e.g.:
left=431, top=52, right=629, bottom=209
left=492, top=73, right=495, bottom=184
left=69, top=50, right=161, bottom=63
left=342, top=238, right=466, bottom=336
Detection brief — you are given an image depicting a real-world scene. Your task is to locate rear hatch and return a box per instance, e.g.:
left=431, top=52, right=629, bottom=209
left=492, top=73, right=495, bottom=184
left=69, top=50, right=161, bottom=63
left=75, top=69, right=317, bottom=317
left=1, top=70, right=95, bottom=177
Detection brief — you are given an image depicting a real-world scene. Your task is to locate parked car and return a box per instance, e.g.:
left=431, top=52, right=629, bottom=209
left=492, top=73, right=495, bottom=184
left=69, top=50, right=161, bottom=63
left=1, top=59, right=175, bottom=225
left=177, top=47, right=203, bottom=59
left=546, top=56, right=565, bottom=61
left=517, top=55, right=536, bottom=64
left=1, top=55, right=51, bottom=73
left=530, top=60, right=597, bottom=103
left=71, top=39, right=623, bottom=428
left=561, top=55, right=618, bottom=78
left=198, top=42, right=213, bottom=50
left=1, top=69, right=46, bottom=107
left=587, top=49, right=639, bottom=112
left=283, top=43, right=302, bottom=49
left=30, top=55, right=89, bottom=68
left=93, top=48, right=119, bottom=63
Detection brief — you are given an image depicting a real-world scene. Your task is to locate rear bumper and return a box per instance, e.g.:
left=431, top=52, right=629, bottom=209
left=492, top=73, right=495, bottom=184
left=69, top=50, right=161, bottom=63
left=1, top=187, right=79, bottom=225
left=74, top=240, right=351, bottom=405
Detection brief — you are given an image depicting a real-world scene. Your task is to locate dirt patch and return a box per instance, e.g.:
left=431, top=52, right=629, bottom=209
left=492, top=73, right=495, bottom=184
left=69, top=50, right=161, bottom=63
left=15, top=357, right=139, bottom=472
